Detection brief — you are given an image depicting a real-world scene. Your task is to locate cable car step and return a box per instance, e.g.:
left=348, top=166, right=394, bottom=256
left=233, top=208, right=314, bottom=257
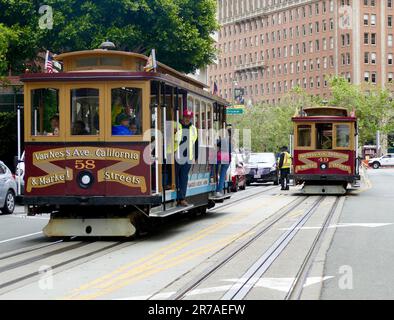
left=209, top=194, right=231, bottom=202
left=149, top=204, right=195, bottom=218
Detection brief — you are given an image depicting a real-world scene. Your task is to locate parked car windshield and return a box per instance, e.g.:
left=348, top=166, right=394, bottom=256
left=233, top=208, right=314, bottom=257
left=248, top=153, right=275, bottom=164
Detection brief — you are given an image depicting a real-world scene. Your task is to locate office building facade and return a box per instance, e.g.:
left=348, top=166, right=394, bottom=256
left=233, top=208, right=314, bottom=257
left=208, top=0, right=394, bottom=104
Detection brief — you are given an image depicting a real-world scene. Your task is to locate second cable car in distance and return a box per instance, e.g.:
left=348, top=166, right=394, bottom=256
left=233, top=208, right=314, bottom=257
left=291, top=106, right=360, bottom=194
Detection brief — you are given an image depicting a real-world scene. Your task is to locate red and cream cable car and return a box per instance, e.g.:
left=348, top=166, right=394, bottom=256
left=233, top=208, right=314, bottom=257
left=21, top=45, right=230, bottom=237
left=291, top=106, right=360, bottom=194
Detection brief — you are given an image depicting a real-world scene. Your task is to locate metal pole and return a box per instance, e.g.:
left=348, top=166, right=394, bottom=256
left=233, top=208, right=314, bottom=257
left=34, top=109, right=38, bottom=135
left=175, top=88, right=180, bottom=159
left=162, top=82, right=167, bottom=210
left=17, top=105, right=21, bottom=196
left=155, top=83, right=159, bottom=194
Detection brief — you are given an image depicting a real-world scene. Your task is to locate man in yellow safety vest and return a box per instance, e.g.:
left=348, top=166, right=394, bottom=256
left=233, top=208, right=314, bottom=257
left=174, top=109, right=198, bottom=207
left=278, top=146, right=292, bottom=190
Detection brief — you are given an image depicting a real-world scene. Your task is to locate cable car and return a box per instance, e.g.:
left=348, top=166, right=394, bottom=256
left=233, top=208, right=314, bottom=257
left=21, top=45, right=230, bottom=237
left=291, top=106, right=360, bottom=194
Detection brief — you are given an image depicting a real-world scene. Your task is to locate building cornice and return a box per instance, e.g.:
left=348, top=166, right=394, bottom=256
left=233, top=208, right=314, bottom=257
left=219, top=0, right=319, bottom=26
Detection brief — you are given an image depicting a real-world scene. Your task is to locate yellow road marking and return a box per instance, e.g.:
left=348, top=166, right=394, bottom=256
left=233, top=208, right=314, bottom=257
left=68, top=232, right=251, bottom=300
left=64, top=194, right=296, bottom=300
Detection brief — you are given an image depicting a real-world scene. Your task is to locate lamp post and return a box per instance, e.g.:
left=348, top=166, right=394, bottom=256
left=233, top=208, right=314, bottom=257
left=232, top=80, right=238, bottom=106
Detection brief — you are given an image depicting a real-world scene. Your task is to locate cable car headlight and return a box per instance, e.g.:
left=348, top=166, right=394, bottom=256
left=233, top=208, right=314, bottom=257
left=78, top=171, right=94, bottom=189
left=320, top=163, right=328, bottom=170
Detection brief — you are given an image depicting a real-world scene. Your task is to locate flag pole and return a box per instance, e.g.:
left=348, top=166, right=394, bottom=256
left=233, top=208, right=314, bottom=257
left=152, top=49, right=157, bottom=72
left=44, top=50, right=49, bottom=72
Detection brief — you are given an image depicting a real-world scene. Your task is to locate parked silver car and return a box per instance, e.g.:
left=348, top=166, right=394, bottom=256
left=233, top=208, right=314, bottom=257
left=0, top=161, right=17, bottom=214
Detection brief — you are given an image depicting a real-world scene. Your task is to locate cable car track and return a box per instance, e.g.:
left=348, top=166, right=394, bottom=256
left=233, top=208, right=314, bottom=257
left=170, top=195, right=340, bottom=300
left=284, top=196, right=341, bottom=300
left=169, top=195, right=312, bottom=300
left=0, top=187, right=300, bottom=297
left=0, top=241, right=140, bottom=293
left=209, top=185, right=279, bottom=213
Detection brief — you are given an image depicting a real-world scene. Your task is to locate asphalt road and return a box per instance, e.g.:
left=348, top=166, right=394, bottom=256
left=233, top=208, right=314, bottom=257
left=320, top=168, right=394, bottom=299
left=0, top=207, right=51, bottom=252
left=0, top=170, right=392, bottom=300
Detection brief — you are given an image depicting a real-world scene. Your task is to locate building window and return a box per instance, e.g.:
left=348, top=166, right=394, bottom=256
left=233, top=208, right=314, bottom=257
left=364, top=33, right=369, bottom=44
left=371, top=14, right=376, bottom=26
left=371, top=72, right=377, bottom=84
left=365, top=52, right=370, bottom=64
left=371, top=33, right=376, bottom=45
left=364, top=14, right=369, bottom=26
left=371, top=52, right=377, bottom=64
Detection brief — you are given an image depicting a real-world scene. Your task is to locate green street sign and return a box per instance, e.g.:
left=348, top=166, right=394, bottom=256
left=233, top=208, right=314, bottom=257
left=226, top=108, right=244, bottom=115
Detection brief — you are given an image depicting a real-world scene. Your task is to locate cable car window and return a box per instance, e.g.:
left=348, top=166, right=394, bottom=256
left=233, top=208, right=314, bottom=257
left=207, top=103, right=213, bottom=146
left=31, top=88, right=59, bottom=136
left=70, top=88, right=99, bottom=136
left=316, top=123, right=333, bottom=149
left=187, top=96, right=193, bottom=113
left=201, top=101, right=207, bottom=146
left=75, top=57, right=99, bottom=68
left=335, top=124, right=350, bottom=148
left=111, top=87, right=142, bottom=136
left=297, top=125, right=311, bottom=147
left=100, top=57, right=122, bottom=66
left=195, top=99, right=200, bottom=130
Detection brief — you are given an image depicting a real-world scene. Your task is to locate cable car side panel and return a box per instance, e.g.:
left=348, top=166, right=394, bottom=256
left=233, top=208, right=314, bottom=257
left=24, top=143, right=151, bottom=197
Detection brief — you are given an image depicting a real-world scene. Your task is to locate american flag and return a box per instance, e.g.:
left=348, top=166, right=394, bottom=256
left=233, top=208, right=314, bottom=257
left=144, top=49, right=157, bottom=72
left=45, top=50, right=53, bottom=73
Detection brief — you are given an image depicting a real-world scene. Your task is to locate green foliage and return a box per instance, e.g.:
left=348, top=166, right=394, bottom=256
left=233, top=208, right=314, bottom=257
left=230, top=77, right=394, bottom=152
left=329, top=76, right=394, bottom=145
left=229, top=89, right=318, bottom=152
left=0, top=112, right=17, bottom=169
left=0, top=0, right=218, bottom=74
left=0, top=23, right=19, bottom=75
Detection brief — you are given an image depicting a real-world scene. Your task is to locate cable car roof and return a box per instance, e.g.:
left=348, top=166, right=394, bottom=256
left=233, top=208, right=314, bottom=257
left=54, top=49, right=209, bottom=89
left=292, top=106, right=356, bottom=122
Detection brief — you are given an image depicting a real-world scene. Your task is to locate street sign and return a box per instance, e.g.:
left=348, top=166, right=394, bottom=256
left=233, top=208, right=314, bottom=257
left=226, top=108, right=244, bottom=115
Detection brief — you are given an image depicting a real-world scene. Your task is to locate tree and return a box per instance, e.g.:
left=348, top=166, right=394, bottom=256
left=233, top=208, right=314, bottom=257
left=0, top=24, right=19, bottom=75
left=329, top=76, right=394, bottom=146
left=228, top=88, right=318, bottom=153
left=0, top=0, right=218, bottom=75
left=0, top=112, right=17, bottom=169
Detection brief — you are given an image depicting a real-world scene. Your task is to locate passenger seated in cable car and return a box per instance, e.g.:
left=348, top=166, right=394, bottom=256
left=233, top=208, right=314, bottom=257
left=111, top=97, right=124, bottom=124
left=49, top=115, right=59, bottom=136
left=72, top=120, right=89, bottom=135
left=129, top=122, right=138, bottom=135
left=112, top=113, right=132, bottom=135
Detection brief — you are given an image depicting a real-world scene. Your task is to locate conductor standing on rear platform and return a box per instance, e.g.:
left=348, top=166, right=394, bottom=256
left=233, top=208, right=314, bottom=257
left=174, top=110, right=198, bottom=207
left=278, top=146, right=292, bottom=190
